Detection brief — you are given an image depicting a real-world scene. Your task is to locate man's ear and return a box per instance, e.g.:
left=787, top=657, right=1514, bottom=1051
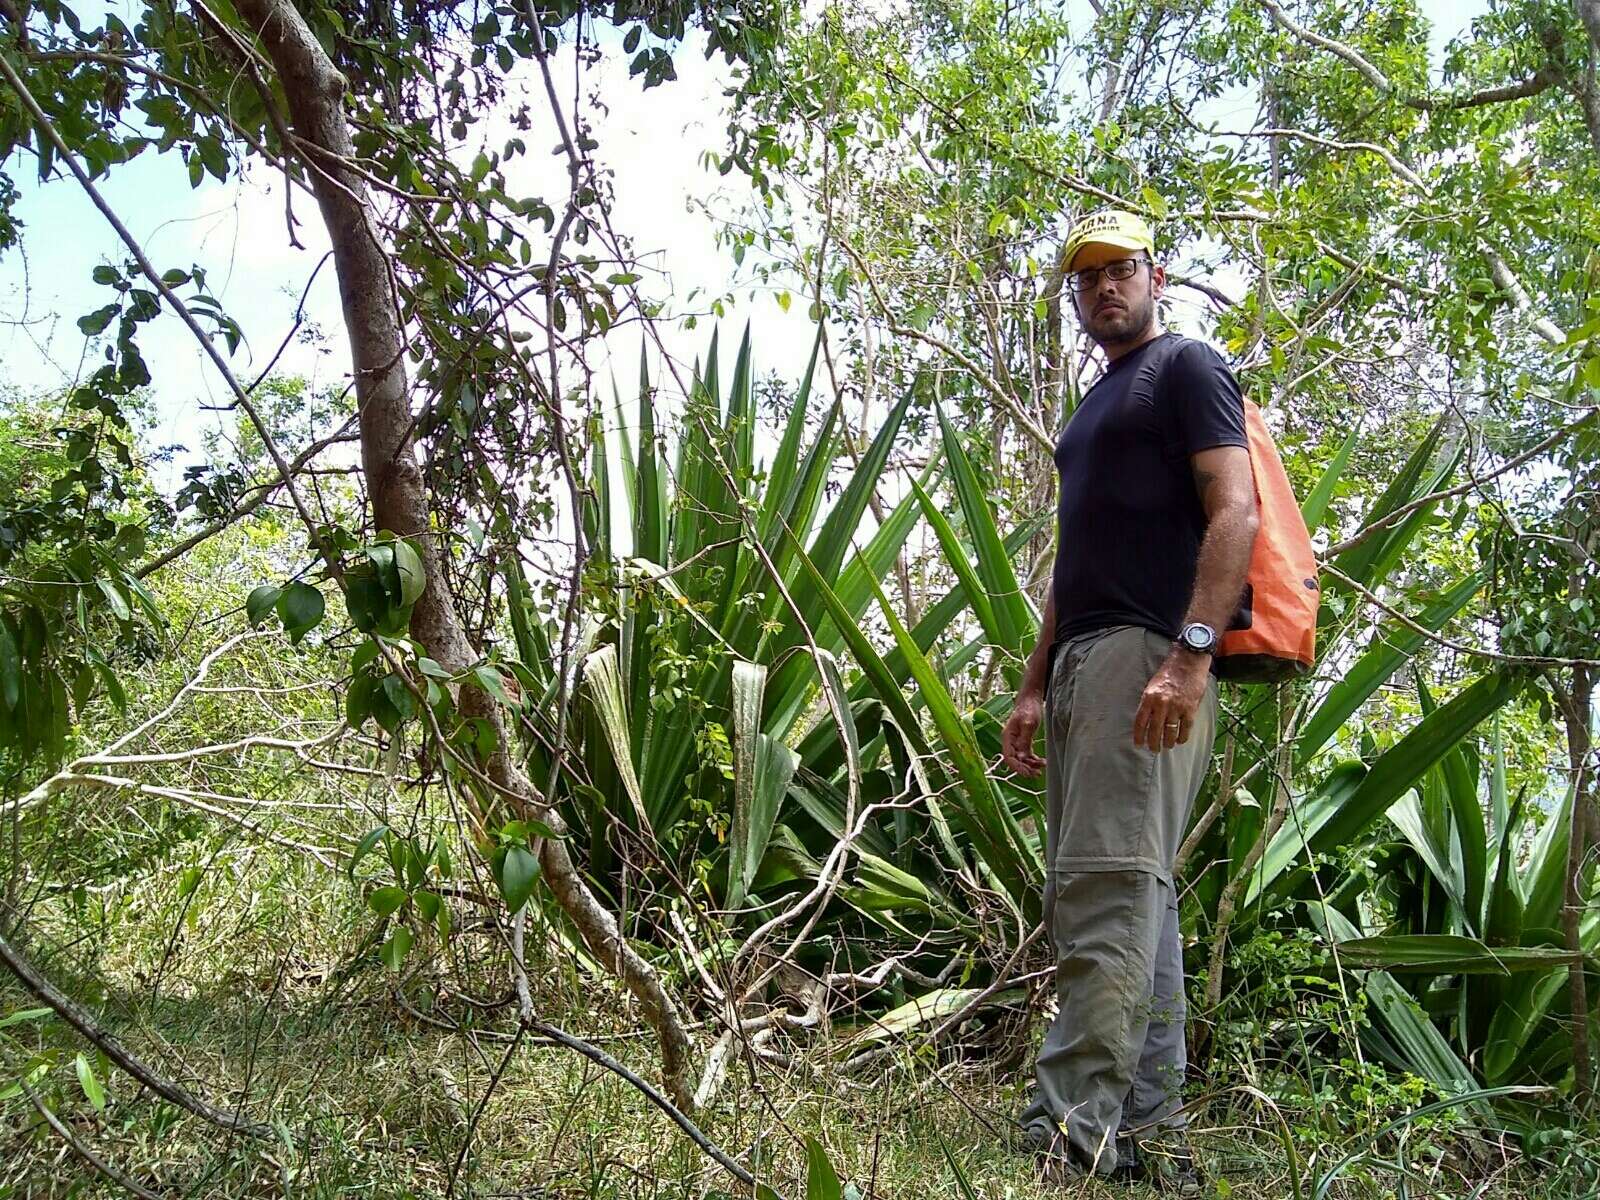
left=1150, top=263, right=1167, bottom=301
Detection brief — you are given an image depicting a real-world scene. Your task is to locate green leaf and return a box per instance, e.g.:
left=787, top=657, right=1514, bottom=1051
left=245, top=584, right=281, bottom=629
left=1387, top=790, right=1466, bottom=913
left=380, top=925, right=414, bottom=972
left=1298, top=573, right=1482, bottom=765
left=1325, top=673, right=1518, bottom=854
left=1483, top=783, right=1527, bottom=945
left=0, top=617, right=20, bottom=711
left=756, top=325, right=822, bottom=545
left=1300, top=425, right=1358, bottom=531
left=1334, top=934, right=1586, bottom=974
left=345, top=572, right=387, bottom=634
left=1333, top=419, right=1452, bottom=590
left=414, top=891, right=441, bottom=923
left=804, top=384, right=911, bottom=590
left=937, top=1131, right=981, bottom=1200
left=0, top=1007, right=52, bottom=1030
left=864, top=558, right=1038, bottom=915
left=784, top=534, right=926, bottom=755
left=472, top=665, right=513, bottom=708
left=345, top=671, right=376, bottom=730
left=500, top=817, right=561, bottom=843
left=805, top=1136, right=843, bottom=1200
left=498, top=844, right=540, bottom=914
left=936, top=403, right=1034, bottom=659
left=911, top=475, right=999, bottom=649
left=367, top=885, right=407, bottom=917
left=1523, top=779, right=1574, bottom=933
left=94, top=659, right=126, bottom=712
left=365, top=544, right=401, bottom=604
left=1252, top=673, right=1519, bottom=906
left=76, top=304, right=118, bottom=336
left=96, top=578, right=131, bottom=622
left=276, top=582, right=325, bottom=645
left=1483, top=969, right=1566, bottom=1083
left=391, top=538, right=427, bottom=606
left=74, top=1053, right=106, bottom=1112
left=381, top=674, right=417, bottom=724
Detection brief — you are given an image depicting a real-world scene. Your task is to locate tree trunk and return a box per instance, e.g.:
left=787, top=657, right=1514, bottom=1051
left=231, top=0, right=695, bottom=1110
left=1575, top=0, right=1600, bottom=157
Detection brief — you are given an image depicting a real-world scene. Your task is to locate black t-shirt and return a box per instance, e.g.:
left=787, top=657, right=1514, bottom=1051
left=1051, top=332, right=1248, bottom=645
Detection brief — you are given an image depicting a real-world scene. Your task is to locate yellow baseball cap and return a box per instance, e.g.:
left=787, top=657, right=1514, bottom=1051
left=1063, top=209, right=1156, bottom=271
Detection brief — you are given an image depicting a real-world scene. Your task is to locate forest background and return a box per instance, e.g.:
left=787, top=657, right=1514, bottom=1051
left=2, top=0, right=1600, bottom=1196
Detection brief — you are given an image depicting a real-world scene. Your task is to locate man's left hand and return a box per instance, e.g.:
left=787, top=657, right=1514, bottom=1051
left=1133, top=650, right=1210, bottom=753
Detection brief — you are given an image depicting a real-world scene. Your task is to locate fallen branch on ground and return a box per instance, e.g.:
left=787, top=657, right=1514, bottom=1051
left=0, top=923, right=273, bottom=1140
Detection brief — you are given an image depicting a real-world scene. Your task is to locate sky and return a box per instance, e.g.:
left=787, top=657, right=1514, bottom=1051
left=0, top=0, right=1490, bottom=489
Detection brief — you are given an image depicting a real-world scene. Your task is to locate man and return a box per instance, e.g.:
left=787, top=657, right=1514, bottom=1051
left=1002, top=210, right=1258, bottom=1186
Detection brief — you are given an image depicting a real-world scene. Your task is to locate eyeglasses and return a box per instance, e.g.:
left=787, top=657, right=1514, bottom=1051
left=1068, top=256, right=1150, bottom=292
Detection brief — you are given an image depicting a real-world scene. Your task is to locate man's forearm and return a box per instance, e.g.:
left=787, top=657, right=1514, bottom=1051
left=1181, top=505, right=1258, bottom=636
left=1020, top=588, right=1058, bottom=697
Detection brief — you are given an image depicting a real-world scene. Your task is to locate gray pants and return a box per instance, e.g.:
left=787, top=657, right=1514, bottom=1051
left=1019, top=625, right=1216, bottom=1174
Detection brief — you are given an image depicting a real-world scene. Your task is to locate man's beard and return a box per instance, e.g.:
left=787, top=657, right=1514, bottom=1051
left=1080, top=289, right=1155, bottom=348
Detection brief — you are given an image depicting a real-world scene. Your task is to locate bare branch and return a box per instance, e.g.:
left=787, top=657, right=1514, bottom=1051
left=1257, top=0, right=1393, bottom=93
left=1323, top=409, right=1597, bottom=558
left=1225, top=125, right=1430, bottom=192
left=21, top=1081, right=166, bottom=1200
left=1482, top=245, right=1569, bottom=346
left=0, top=924, right=273, bottom=1140
left=135, top=421, right=359, bottom=580
left=1322, top=562, right=1600, bottom=668
left=835, top=237, right=1055, bottom=455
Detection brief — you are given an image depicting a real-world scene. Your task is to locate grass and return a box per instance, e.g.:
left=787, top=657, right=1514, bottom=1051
left=2, top=789, right=1598, bottom=1199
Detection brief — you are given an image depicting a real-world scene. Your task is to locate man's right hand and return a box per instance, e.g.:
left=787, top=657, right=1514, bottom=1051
left=1001, top=691, right=1047, bottom=777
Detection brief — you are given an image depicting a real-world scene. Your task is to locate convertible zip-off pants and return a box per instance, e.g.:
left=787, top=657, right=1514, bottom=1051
left=1018, top=625, right=1216, bottom=1174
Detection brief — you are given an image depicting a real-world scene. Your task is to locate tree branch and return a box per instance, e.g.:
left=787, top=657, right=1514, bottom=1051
left=228, top=0, right=698, bottom=1110
left=1323, top=408, right=1598, bottom=558
left=135, top=421, right=359, bottom=580
left=0, top=50, right=342, bottom=574
left=525, top=1017, right=777, bottom=1196
left=1322, top=562, right=1600, bottom=667
left=1407, top=67, right=1564, bottom=110
left=1259, top=0, right=1562, bottom=110
left=834, top=237, right=1055, bottom=455
left=22, top=1081, right=166, bottom=1200
left=0, top=924, right=273, bottom=1140
left=1481, top=245, right=1568, bottom=346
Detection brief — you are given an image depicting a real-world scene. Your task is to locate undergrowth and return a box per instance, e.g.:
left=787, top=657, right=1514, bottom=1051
left=2, top=807, right=1598, bottom=1199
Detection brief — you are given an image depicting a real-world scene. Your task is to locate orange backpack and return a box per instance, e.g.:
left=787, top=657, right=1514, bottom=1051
left=1215, top=399, right=1319, bottom=683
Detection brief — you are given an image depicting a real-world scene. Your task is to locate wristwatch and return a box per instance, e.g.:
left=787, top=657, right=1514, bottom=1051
left=1178, top=622, right=1218, bottom=656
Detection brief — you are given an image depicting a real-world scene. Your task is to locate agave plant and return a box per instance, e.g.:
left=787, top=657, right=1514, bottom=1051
left=497, top=327, right=1050, bottom=1005
left=1172, top=416, right=1600, bottom=1107
left=498, top=329, right=1584, bottom=1076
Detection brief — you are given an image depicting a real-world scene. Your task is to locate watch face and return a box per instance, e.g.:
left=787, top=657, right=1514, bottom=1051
left=1183, top=624, right=1215, bottom=652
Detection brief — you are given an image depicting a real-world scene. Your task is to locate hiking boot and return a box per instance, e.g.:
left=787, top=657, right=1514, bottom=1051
left=1110, top=1138, right=1147, bottom=1184
left=1138, top=1138, right=1204, bottom=1196
left=1020, top=1124, right=1122, bottom=1183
